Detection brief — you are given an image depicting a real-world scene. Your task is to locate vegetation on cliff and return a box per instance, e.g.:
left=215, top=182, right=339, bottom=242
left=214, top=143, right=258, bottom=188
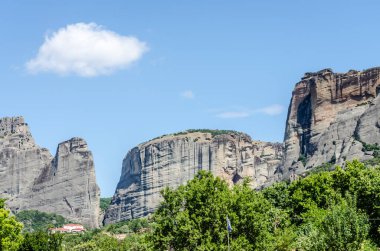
left=150, top=129, right=248, bottom=142
left=16, top=210, right=67, bottom=232
left=100, top=197, right=112, bottom=212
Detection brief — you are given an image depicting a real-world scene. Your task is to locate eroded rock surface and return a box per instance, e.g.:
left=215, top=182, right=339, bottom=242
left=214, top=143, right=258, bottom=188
left=0, top=116, right=100, bottom=228
left=283, top=67, right=380, bottom=177
left=106, top=66, right=380, bottom=224
left=104, top=131, right=283, bottom=224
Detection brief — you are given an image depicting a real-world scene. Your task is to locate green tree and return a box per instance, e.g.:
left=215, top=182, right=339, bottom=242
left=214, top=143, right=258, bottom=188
left=18, top=231, right=63, bottom=251
left=287, top=170, right=340, bottom=217
left=0, top=199, right=24, bottom=251
left=331, top=161, right=380, bottom=243
left=150, top=171, right=292, bottom=250
left=104, top=218, right=150, bottom=234
left=62, top=228, right=101, bottom=250
left=294, top=195, right=370, bottom=251
left=71, top=241, right=98, bottom=251
left=122, top=233, right=152, bottom=251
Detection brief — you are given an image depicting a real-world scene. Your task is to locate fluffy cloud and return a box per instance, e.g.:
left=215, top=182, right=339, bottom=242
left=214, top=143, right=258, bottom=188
left=26, top=23, right=148, bottom=77
left=181, top=90, right=195, bottom=99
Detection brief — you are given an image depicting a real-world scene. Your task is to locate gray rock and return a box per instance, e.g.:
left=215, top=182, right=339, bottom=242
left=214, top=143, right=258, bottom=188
left=106, top=66, right=380, bottom=225
left=104, top=131, right=283, bottom=224
left=283, top=67, right=380, bottom=178
left=0, top=116, right=100, bottom=228
left=356, top=96, right=380, bottom=145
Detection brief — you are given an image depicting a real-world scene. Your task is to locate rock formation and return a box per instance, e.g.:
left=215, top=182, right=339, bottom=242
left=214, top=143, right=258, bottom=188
left=283, top=67, right=380, bottom=178
left=0, top=116, right=100, bottom=228
left=106, top=66, right=380, bottom=224
left=104, top=130, right=283, bottom=224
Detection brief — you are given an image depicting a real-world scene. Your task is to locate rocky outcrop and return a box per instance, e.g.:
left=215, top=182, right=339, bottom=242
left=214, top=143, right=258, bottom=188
left=104, top=131, right=283, bottom=224
left=283, top=67, right=380, bottom=177
left=0, top=116, right=100, bottom=228
left=105, top=66, right=380, bottom=224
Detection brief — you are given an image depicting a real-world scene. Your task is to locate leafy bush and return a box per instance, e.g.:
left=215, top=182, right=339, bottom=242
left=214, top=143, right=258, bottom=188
left=306, top=162, right=335, bottom=175
left=18, top=231, right=63, bottom=251
left=150, top=171, right=292, bottom=250
left=104, top=218, right=150, bottom=234
left=62, top=228, right=101, bottom=250
left=0, top=199, right=24, bottom=251
left=121, top=233, right=152, bottom=251
left=294, top=195, right=370, bottom=251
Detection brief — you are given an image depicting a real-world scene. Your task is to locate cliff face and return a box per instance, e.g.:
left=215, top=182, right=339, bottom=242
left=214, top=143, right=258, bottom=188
left=104, top=131, right=283, bottom=224
left=283, top=67, right=380, bottom=177
left=0, top=117, right=100, bottom=228
left=106, top=66, right=380, bottom=224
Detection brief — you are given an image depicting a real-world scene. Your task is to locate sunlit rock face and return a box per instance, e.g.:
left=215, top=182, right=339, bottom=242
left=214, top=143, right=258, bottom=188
left=0, top=116, right=100, bottom=228
left=105, top=66, right=380, bottom=225
left=283, top=67, right=380, bottom=178
left=104, top=131, right=283, bottom=224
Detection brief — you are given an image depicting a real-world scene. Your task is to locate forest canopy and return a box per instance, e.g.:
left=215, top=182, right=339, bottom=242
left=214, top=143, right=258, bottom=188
left=1, top=159, right=380, bottom=250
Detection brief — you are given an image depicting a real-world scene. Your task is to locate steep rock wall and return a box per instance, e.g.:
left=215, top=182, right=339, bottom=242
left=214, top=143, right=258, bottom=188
left=104, top=131, right=283, bottom=224
left=0, top=116, right=100, bottom=228
left=106, top=66, right=380, bottom=224
left=283, top=67, right=380, bottom=177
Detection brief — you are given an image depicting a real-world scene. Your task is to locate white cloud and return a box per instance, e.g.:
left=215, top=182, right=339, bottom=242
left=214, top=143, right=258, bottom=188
left=214, top=104, right=284, bottom=119
left=26, top=23, right=148, bottom=77
left=255, top=104, right=284, bottom=116
left=181, top=90, right=195, bottom=99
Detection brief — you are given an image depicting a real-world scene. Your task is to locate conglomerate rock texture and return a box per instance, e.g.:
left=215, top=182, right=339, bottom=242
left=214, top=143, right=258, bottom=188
left=104, top=131, right=283, bottom=224
left=283, top=67, right=380, bottom=178
left=0, top=116, right=100, bottom=228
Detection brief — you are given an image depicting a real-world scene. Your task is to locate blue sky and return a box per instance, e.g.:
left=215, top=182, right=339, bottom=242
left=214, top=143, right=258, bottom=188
left=1, top=0, right=380, bottom=196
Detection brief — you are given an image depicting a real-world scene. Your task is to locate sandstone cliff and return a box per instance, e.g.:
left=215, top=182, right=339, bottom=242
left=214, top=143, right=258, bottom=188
left=0, top=116, right=100, bottom=228
left=283, top=67, right=380, bottom=177
left=104, top=130, right=283, bottom=224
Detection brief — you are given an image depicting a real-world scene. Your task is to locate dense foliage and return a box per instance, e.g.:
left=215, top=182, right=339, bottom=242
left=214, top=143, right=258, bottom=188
left=0, top=199, right=23, bottom=250
left=62, top=222, right=152, bottom=251
left=103, top=218, right=150, bottom=234
left=18, top=231, right=63, bottom=251
left=16, top=210, right=67, bottom=232
left=2, top=159, right=380, bottom=250
left=150, top=172, right=290, bottom=250
left=151, top=160, right=380, bottom=250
